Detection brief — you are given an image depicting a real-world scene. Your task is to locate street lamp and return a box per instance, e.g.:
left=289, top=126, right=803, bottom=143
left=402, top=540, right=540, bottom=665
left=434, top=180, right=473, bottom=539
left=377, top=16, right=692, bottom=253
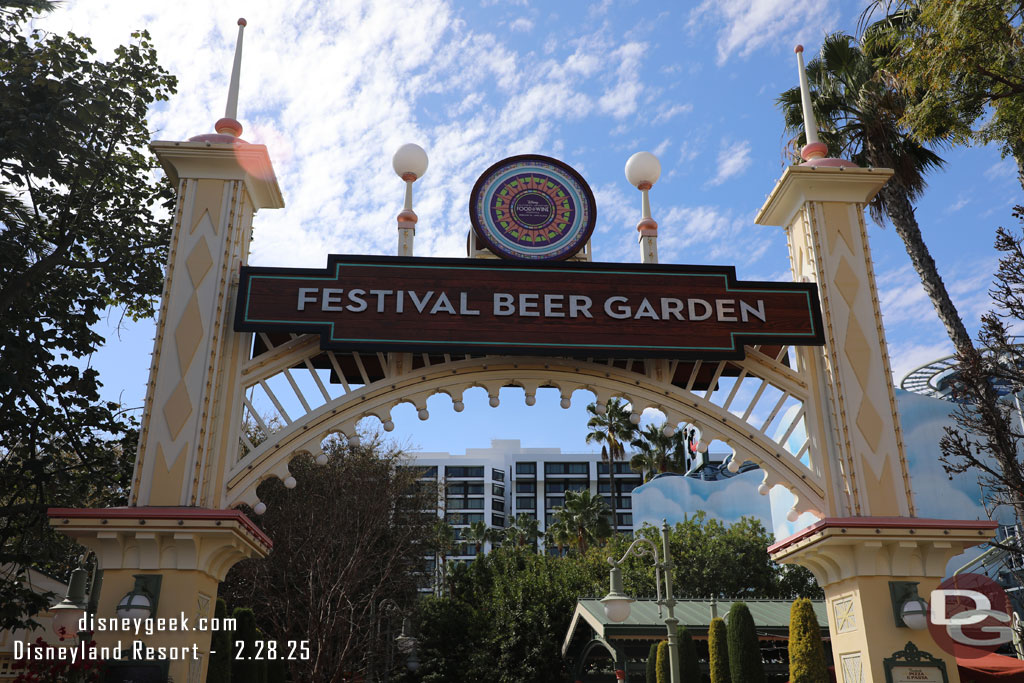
left=51, top=553, right=102, bottom=642
left=601, top=520, right=680, bottom=683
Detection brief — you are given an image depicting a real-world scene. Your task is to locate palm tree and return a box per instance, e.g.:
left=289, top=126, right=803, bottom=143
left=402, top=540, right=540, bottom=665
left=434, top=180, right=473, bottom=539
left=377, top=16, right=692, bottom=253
left=778, top=32, right=974, bottom=356
left=629, top=423, right=696, bottom=481
left=551, top=489, right=613, bottom=554
left=544, top=517, right=573, bottom=556
left=431, top=520, right=456, bottom=595
left=465, top=519, right=490, bottom=556
left=503, top=513, right=541, bottom=550
left=586, top=398, right=636, bottom=533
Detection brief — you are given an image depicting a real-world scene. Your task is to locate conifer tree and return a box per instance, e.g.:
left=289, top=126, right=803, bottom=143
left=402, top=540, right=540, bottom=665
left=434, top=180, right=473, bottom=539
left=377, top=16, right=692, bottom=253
left=727, top=602, right=765, bottom=683
left=647, top=642, right=659, bottom=683
left=788, top=598, right=828, bottom=683
left=207, top=599, right=232, bottom=682
left=678, top=626, right=702, bottom=682
left=708, top=617, right=730, bottom=683
left=656, top=640, right=671, bottom=683
left=231, top=607, right=262, bottom=681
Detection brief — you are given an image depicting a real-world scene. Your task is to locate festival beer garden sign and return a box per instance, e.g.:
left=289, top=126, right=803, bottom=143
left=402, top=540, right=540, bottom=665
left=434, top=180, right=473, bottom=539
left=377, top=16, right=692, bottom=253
left=236, top=156, right=824, bottom=360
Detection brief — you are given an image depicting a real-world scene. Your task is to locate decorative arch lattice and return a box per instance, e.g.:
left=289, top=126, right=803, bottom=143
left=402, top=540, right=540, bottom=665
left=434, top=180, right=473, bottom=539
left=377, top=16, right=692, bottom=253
left=225, top=333, right=825, bottom=520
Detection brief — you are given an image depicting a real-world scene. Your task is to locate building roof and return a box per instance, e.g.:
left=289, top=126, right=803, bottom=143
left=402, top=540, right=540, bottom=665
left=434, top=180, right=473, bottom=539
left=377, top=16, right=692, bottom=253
left=562, top=597, right=828, bottom=659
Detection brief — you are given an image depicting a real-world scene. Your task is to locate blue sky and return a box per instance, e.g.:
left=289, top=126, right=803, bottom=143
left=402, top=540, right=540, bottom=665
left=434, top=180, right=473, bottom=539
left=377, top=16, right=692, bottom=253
left=40, top=1, right=1021, bottom=461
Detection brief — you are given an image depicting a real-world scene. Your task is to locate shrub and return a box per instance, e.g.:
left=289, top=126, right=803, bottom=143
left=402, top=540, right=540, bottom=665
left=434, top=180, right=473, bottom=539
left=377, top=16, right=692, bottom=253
left=727, top=602, right=764, bottom=683
left=708, top=617, right=730, bottom=683
left=789, top=598, right=828, bottom=683
left=647, top=642, right=659, bottom=683
left=207, top=599, right=232, bottom=682
left=656, top=640, right=671, bottom=683
left=678, top=626, right=701, bottom=682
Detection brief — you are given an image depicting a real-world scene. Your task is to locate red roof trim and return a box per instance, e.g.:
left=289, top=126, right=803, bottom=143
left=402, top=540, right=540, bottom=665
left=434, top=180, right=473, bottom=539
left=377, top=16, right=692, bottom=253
left=48, top=507, right=272, bottom=548
left=768, top=517, right=997, bottom=555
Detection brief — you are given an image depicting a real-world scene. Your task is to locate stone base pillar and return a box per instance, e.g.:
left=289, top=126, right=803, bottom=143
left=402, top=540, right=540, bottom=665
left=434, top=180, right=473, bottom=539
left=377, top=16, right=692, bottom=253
left=49, top=507, right=271, bottom=683
left=769, top=517, right=996, bottom=683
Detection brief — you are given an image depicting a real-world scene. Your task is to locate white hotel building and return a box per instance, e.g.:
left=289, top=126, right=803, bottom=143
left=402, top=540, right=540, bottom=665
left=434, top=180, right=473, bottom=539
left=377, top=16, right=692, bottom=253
left=408, top=439, right=642, bottom=563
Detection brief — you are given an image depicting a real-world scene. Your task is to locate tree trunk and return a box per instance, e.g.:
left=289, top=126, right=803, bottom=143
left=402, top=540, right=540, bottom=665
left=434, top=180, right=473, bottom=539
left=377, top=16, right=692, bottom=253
left=881, top=184, right=1024, bottom=523
left=880, top=184, right=975, bottom=355
left=606, top=454, right=619, bottom=534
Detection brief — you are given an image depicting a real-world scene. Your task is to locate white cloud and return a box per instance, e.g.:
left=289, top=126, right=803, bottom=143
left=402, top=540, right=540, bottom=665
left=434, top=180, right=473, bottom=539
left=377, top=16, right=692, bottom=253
left=598, top=42, right=647, bottom=119
left=985, top=158, right=1016, bottom=181
left=653, top=102, right=693, bottom=123
left=35, top=0, right=673, bottom=268
left=509, top=17, right=533, bottom=32
left=689, top=0, right=839, bottom=66
left=653, top=138, right=671, bottom=157
left=706, top=139, right=752, bottom=186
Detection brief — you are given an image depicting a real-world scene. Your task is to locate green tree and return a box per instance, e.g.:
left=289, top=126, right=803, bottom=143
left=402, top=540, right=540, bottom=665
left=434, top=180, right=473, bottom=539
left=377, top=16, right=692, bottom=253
left=551, top=489, right=612, bottom=554
left=646, top=642, right=660, bottom=683
left=413, top=595, right=482, bottom=683
left=864, top=1, right=1024, bottom=188
left=206, top=598, right=232, bottom=683
left=586, top=398, right=635, bottom=532
left=630, top=424, right=695, bottom=481
left=502, top=513, right=542, bottom=550
left=544, top=516, right=573, bottom=556
left=414, top=545, right=602, bottom=682
left=220, top=438, right=435, bottom=683
left=708, top=617, right=730, bottom=683
left=656, top=640, right=671, bottom=683
left=788, top=598, right=829, bottom=683
left=726, top=602, right=765, bottom=683
left=678, top=626, right=702, bottom=683
left=0, top=5, right=176, bottom=629
left=465, top=519, right=490, bottom=556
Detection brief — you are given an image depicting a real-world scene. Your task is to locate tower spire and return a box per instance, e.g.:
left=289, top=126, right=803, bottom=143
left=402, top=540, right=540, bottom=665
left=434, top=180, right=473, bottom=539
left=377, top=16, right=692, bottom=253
left=214, top=19, right=247, bottom=138
left=794, top=45, right=826, bottom=162
left=793, top=45, right=856, bottom=168
left=190, top=19, right=247, bottom=143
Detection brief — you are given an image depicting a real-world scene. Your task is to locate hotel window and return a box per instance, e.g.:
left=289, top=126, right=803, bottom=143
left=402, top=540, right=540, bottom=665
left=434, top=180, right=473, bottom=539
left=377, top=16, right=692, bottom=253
left=516, top=462, right=536, bottom=476
left=492, top=468, right=505, bottom=482
left=446, top=466, right=484, bottom=478
left=492, top=484, right=505, bottom=496
left=516, top=482, right=536, bottom=493
left=516, top=496, right=536, bottom=509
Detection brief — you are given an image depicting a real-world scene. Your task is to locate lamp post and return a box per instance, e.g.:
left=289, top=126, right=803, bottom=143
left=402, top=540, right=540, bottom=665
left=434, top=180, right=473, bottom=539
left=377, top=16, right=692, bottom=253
left=372, top=599, right=419, bottom=681
left=50, top=552, right=101, bottom=642
left=600, top=520, right=680, bottom=683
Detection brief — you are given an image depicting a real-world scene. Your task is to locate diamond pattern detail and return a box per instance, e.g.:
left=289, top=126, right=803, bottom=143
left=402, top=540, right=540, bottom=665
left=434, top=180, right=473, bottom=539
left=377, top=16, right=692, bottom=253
left=824, top=202, right=857, bottom=254
left=843, top=318, right=873, bottom=390
left=163, top=379, right=193, bottom=440
left=175, top=293, right=204, bottom=374
left=833, top=597, right=857, bottom=634
left=190, top=179, right=224, bottom=234
left=840, top=653, right=863, bottom=683
left=834, top=257, right=860, bottom=308
left=856, top=399, right=884, bottom=453
left=186, top=236, right=214, bottom=287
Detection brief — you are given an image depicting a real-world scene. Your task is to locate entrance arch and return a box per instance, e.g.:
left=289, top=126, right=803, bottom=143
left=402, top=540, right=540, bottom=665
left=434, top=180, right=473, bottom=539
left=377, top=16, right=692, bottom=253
left=225, top=337, right=825, bottom=521
left=50, top=128, right=997, bottom=683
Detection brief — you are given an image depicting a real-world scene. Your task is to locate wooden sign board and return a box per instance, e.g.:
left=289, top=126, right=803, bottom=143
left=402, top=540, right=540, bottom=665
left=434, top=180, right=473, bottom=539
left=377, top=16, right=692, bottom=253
left=235, top=255, right=824, bottom=360
left=884, top=643, right=949, bottom=683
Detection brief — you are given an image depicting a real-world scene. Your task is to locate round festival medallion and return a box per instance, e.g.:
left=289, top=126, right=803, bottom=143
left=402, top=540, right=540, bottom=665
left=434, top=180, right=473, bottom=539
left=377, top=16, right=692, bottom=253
left=470, top=154, right=596, bottom=260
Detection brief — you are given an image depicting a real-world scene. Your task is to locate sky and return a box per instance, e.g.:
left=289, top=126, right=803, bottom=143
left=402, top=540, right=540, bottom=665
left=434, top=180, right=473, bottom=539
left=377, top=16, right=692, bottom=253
left=36, top=0, right=1022, bottom=462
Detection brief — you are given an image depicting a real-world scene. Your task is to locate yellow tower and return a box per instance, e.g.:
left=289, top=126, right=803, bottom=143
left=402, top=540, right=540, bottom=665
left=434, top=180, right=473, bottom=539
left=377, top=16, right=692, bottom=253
left=52, top=19, right=282, bottom=683
left=754, top=45, right=996, bottom=683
